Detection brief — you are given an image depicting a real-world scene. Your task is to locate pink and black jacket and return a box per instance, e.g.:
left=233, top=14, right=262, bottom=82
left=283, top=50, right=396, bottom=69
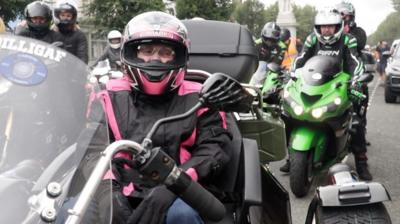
left=98, top=78, right=232, bottom=197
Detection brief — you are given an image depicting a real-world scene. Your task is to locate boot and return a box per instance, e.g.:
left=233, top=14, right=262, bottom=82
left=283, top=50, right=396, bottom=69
left=280, top=159, right=290, bottom=173
left=355, top=155, right=372, bottom=181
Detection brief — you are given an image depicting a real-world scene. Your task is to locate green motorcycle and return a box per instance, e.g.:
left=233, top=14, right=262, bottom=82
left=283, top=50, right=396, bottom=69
left=261, top=63, right=287, bottom=105
left=282, top=55, right=370, bottom=197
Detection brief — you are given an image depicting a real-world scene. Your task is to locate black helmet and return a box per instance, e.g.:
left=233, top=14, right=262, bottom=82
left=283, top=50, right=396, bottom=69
left=261, top=22, right=281, bottom=41
left=54, top=3, right=78, bottom=33
left=280, top=28, right=291, bottom=42
left=24, top=1, right=52, bottom=36
left=336, top=1, right=356, bottom=27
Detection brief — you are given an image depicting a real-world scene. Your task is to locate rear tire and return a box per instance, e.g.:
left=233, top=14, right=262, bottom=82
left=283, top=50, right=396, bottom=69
left=316, top=202, right=392, bottom=224
left=384, top=84, right=396, bottom=103
left=290, top=151, right=312, bottom=197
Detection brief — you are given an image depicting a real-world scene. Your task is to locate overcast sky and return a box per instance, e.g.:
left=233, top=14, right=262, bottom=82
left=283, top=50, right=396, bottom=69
left=261, top=0, right=395, bottom=35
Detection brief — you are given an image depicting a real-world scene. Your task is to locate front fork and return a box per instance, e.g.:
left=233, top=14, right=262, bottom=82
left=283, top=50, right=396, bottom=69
left=289, top=126, right=328, bottom=165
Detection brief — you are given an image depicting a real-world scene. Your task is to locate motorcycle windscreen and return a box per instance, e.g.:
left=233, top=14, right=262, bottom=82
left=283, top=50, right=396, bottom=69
left=0, top=35, right=111, bottom=223
left=301, top=55, right=341, bottom=86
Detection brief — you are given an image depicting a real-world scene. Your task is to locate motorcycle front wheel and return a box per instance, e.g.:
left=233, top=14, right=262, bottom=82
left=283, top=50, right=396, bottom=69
left=315, top=202, right=391, bottom=224
left=290, top=150, right=313, bottom=197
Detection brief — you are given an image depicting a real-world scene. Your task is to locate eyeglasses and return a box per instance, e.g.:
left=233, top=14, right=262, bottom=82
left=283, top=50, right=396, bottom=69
left=137, top=44, right=175, bottom=59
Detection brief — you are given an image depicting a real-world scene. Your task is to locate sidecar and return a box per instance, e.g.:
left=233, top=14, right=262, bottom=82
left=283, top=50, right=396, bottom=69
left=183, top=19, right=290, bottom=224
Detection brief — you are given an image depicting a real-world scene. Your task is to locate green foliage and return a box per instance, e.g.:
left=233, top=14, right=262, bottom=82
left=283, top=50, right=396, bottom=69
left=232, top=0, right=276, bottom=37
left=232, top=1, right=315, bottom=40
left=0, top=0, right=31, bottom=24
left=368, top=11, right=400, bottom=46
left=293, top=5, right=317, bottom=42
left=392, top=0, right=400, bottom=11
left=83, top=0, right=165, bottom=35
left=175, top=0, right=235, bottom=21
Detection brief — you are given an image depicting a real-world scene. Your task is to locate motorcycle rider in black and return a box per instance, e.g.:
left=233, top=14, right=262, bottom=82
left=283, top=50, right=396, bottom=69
left=57, top=12, right=232, bottom=224
left=53, top=3, right=88, bottom=64
left=91, top=30, right=123, bottom=70
left=250, top=22, right=286, bottom=85
left=336, top=2, right=372, bottom=180
left=16, top=1, right=63, bottom=44
left=279, top=8, right=372, bottom=180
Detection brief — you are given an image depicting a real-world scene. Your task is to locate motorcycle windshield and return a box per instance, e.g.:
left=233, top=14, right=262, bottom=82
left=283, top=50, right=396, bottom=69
left=0, top=35, right=110, bottom=223
left=301, top=55, right=341, bottom=86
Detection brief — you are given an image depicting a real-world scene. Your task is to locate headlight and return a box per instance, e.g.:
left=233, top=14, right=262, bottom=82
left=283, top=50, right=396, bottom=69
left=312, top=107, right=327, bottom=118
left=334, top=97, right=341, bottom=105
left=294, top=105, right=304, bottom=115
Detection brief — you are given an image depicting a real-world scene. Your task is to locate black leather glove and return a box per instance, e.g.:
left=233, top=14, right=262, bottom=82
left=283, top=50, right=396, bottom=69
left=127, top=186, right=177, bottom=224
left=95, top=180, right=132, bottom=224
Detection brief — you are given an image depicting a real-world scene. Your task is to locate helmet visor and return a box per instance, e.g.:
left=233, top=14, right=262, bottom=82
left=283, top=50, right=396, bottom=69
left=122, top=39, right=187, bottom=70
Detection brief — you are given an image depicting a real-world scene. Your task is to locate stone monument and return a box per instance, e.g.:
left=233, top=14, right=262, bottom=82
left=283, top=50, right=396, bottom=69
left=276, top=0, right=297, bottom=37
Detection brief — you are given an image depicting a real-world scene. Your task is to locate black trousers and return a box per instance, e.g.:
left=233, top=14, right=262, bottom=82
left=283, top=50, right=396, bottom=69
left=349, top=84, right=369, bottom=155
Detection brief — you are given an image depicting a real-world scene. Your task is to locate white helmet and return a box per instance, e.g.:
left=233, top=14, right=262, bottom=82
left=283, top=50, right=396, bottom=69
left=107, top=30, right=122, bottom=49
left=313, top=7, right=343, bottom=45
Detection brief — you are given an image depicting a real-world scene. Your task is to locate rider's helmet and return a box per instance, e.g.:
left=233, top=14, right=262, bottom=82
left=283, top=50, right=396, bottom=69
left=336, top=1, right=356, bottom=28
left=54, top=3, right=78, bottom=33
left=24, top=1, right=52, bottom=36
left=313, top=8, right=344, bottom=45
left=280, top=28, right=291, bottom=43
left=261, top=22, right=281, bottom=44
left=107, top=30, right=122, bottom=49
left=120, top=11, right=189, bottom=95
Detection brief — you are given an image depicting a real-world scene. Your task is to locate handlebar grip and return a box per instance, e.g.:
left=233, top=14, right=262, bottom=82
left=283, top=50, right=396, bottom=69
left=167, top=171, right=226, bottom=222
left=350, top=89, right=366, bottom=100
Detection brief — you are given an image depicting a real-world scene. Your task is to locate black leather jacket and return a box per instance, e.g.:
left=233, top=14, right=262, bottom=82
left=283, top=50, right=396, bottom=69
left=56, top=27, right=88, bottom=64
left=293, top=33, right=363, bottom=77
left=106, top=81, right=231, bottom=195
left=92, top=46, right=121, bottom=69
left=16, top=27, right=63, bottom=44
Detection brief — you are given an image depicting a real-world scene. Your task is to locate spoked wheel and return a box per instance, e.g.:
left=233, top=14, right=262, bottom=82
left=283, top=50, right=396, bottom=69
left=290, top=150, right=313, bottom=197
left=315, top=202, right=392, bottom=224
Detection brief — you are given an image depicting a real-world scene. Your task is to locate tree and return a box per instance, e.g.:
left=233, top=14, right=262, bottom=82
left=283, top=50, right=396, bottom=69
left=232, top=0, right=275, bottom=37
left=83, top=0, right=165, bottom=35
left=293, top=4, right=317, bottom=42
left=368, top=11, right=400, bottom=46
left=392, top=0, right=400, bottom=11
left=175, top=0, right=235, bottom=21
left=0, top=0, right=31, bottom=25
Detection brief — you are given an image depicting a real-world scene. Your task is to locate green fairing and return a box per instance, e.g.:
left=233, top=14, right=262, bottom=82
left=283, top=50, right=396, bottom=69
left=290, top=126, right=327, bottom=161
left=283, top=70, right=352, bottom=122
left=261, top=71, right=280, bottom=94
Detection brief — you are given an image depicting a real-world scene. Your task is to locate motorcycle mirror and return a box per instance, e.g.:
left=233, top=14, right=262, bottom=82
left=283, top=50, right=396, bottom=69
left=356, top=73, right=374, bottom=83
left=267, top=62, right=281, bottom=74
left=200, top=73, right=254, bottom=112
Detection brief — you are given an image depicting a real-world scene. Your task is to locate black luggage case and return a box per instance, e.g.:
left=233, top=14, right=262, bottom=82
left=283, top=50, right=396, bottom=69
left=182, top=20, right=258, bottom=83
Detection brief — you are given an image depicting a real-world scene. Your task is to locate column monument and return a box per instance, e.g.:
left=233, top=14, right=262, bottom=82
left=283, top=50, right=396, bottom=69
left=276, top=0, right=297, bottom=37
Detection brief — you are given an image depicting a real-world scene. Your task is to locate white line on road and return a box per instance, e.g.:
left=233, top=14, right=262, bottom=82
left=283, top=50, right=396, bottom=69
left=368, top=76, right=381, bottom=107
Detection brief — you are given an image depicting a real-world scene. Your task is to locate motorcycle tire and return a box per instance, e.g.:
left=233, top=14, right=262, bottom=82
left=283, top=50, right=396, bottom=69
left=315, top=202, right=391, bottom=224
left=384, top=84, right=396, bottom=103
left=290, top=150, right=313, bottom=197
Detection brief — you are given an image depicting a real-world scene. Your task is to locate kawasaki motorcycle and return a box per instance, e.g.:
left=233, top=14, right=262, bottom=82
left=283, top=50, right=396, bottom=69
left=282, top=55, right=371, bottom=197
